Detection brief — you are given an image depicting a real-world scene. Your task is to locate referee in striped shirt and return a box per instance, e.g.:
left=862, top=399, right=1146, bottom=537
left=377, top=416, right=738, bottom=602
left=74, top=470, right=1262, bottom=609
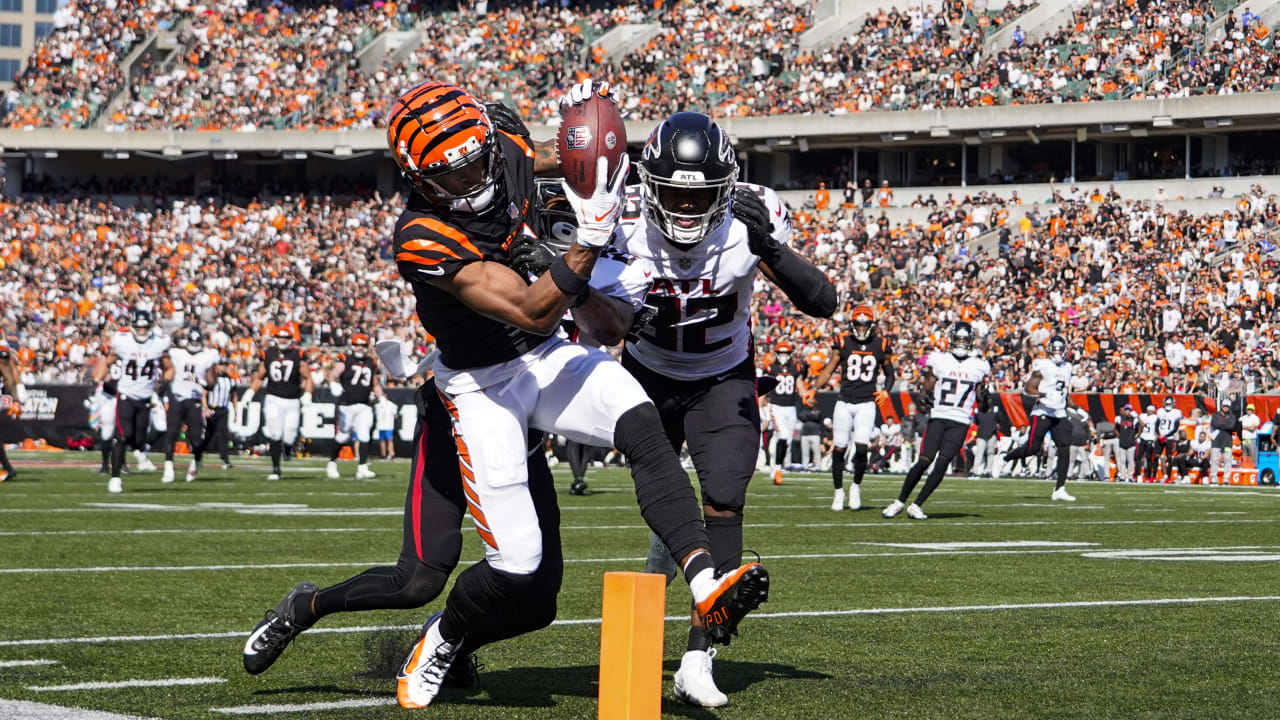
left=197, top=363, right=236, bottom=469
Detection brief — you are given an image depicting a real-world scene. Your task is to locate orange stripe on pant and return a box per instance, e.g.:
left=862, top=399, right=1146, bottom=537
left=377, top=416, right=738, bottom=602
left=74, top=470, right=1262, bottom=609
left=438, top=390, right=498, bottom=551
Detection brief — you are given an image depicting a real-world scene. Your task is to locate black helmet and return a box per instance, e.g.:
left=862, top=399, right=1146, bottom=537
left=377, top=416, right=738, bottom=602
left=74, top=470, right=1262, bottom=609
left=182, top=327, right=203, bottom=351
left=533, top=177, right=578, bottom=254
left=950, top=322, right=975, bottom=359
left=638, top=112, right=737, bottom=247
left=1048, top=335, right=1067, bottom=363
left=1163, top=396, right=1176, bottom=408
left=131, top=310, right=153, bottom=342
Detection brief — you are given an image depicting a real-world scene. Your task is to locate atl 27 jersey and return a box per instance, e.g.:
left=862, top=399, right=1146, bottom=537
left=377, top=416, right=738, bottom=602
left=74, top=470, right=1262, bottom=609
left=1031, top=358, right=1073, bottom=417
left=926, top=351, right=991, bottom=424
left=110, top=332, right=171, bottom=400
left=764, top=360, right=805, bottom=407
left=338, top=353, right=377, bottom=406
left=610, top=182, right=791, bottom=381
left=168, top=347, right=220, bottom=401
left=834, top=332, right=891, bottom=404
left=1156, top=406, right=1183, bottom=438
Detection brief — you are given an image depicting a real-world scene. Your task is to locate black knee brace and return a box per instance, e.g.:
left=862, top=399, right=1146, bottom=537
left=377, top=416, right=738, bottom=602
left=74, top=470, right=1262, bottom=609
left=614, top=403, right=707, bottom=563
left=852, top=443, right=869, bottom=484
left=439, top=561, right=537, bottom=643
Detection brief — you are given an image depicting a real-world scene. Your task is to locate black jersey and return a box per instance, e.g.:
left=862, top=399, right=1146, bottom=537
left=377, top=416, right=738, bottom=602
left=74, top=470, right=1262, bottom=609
left=765, top=360, right=805, bottom=407
left=338, top=353, right=376, bottom=406
left=834, top=331, right=891, bottom=403
left=394, top=132, right=545, bottom=371
left=262, top=346, right=304, bottom=399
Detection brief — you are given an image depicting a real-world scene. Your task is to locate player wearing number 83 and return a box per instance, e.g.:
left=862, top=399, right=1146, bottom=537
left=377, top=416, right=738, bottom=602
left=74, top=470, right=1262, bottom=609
left=883, top=322, right=991, bottom=520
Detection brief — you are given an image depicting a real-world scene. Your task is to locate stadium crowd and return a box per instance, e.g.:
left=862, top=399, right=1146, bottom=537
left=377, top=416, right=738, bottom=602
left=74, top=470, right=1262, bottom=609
left=11, top=0, right=1280, bottom=130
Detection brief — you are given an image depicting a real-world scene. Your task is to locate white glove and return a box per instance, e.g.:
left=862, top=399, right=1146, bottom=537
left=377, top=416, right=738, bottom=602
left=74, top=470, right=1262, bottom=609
left=560, top=79, right=619, bottom=111
left=301, top=391, right=313, bottom=406
left=563, top=155, right=629, bottom=248
left=14, top=383, right=27, bottom=404
left=329, top=381, right=343, bottom=398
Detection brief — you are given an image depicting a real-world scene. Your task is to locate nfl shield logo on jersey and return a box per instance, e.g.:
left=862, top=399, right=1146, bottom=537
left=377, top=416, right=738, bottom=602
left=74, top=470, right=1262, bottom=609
left=565, top=126, right=592, bottom=150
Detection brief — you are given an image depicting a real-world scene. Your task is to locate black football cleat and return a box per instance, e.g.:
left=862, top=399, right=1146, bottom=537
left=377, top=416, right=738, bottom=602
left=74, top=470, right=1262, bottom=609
left=243, top=581, right=316, bottom=675
left=443, top=653, right=483, bottom=689
left=568, top=479, right=591, bottom=496
left=695, top=562, right=770, bottom=646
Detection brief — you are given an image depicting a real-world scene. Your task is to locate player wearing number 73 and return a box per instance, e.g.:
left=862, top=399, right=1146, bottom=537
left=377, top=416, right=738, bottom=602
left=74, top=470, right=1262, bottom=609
left=882, top=322, right=991, bottom=520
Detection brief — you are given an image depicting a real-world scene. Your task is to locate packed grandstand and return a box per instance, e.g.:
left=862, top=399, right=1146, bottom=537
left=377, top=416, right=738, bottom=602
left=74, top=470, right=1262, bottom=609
left=0, top=0, right=1277, bottom=405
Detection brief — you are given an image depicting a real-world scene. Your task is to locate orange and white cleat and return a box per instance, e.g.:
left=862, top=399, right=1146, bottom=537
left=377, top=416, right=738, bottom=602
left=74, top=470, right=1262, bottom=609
left=695, top=561, right=770, bottom=645
left=397, top=612, right=460, bottom=709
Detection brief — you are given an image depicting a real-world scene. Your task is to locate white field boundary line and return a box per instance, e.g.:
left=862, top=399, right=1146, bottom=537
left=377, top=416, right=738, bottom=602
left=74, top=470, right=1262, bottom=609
left=28, top=677, right=226, bottom=692
left=0, top=659, right=59, bottom=667
left=210, top=698, right=397, bottom=714
left=0, top=699, right=163, bottom=720
left=5, top=596, right=1277, bottom=649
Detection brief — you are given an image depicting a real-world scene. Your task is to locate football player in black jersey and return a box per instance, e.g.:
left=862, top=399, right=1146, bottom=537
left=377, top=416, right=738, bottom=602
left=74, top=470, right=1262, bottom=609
left=0, top=342, right=24, bottom=482
left=763, top=341, right=808, bottom=483
left=379, top=81, right=768, bottom=710
left=814, top=305, right=895, bottom=511
left=326, top=334, right=379, bottom=480
left=242, top=328, right=313, bottom=481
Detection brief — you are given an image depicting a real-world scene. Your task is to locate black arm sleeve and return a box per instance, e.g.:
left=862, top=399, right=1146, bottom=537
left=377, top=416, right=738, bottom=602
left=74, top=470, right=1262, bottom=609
left=765, top=246, right=837, bottom=318
left=881, top=359, right=896, bottom=392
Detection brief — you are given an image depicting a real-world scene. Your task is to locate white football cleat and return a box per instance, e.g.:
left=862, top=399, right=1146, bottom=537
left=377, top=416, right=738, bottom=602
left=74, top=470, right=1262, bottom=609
left=906, top=503, right=928, bottom=520
left=397, top=613, right=460, bottom=709
left=882, top=500, right=905, bottom=518
left=136, top=453, right=157, bottom=472
left=185, top=462, right=198, bottom=482
left=325, top=461, right=340, bottom=480
left=267, top=473, right=281, bottom=482
left=847, top=484, right=861, bottom=510
left=161, top=461, right=175, bottom=484
left=673, top=649, right=728, bottom=708
left=1051, top=487, right=1077, bottom=502
left=107, top=477, right=123, bottom=494
left=831, top=488, right=844, bottom=512
left=356, top=464, right=377, bottom=480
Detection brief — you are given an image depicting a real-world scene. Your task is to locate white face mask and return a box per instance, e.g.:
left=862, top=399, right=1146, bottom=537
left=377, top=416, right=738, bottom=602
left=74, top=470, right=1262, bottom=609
left=451, top=185, right=496, bottom=214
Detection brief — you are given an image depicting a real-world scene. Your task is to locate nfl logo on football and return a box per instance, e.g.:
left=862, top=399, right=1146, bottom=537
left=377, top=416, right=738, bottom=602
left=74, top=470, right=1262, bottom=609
left=565, top=125, right=592, bottom=150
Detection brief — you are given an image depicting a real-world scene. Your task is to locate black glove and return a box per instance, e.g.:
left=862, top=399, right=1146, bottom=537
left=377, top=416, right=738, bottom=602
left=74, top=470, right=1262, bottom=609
left=625, top=303, right=658, bottom=343
left=508, top=236, right=554, bottom=278
left=485, top=102, right=530, bottom=139
left=731, top=187, right=782, bottom=262
left=915, top=390, right=934, bottom=414
left=977, top=383, right=992, bottom=412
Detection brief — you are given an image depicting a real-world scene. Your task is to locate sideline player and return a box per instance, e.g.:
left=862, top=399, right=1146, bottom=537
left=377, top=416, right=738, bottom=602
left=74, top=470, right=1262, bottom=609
left=0, top=343, right=25, bottom=481
left=883, top=323, right=991, bottom=519
left=92, top=311, right=172, bottom=493
left=1002, top=335, right=1078, bottom=501
left=162, top=328, right=220, bottom=483
left=242, top=328, right=312, bottom=481
left=763, top=341, right=807, bottom=483
left=326, top=333, right=378, bottom=480
left=605, top=111, right=835, bottom=707
left=813, top=305, right=895, bottom=511
left=1155, top=396, right=1183, bottom=482
left=384, top=82, right=768, bottom=710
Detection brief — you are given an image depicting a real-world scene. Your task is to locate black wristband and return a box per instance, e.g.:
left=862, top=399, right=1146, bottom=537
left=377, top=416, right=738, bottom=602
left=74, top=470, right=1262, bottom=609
left=550, top=255, right=589, bottom=297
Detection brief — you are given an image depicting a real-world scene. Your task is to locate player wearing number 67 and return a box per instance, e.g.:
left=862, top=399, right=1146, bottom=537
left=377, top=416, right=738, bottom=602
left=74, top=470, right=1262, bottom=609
left=240, top=328, right=314, bottom=481
left=882, top=322, right=991, bottom=520
left=813, top=304, right=896, bottom=513
left=610, top=112, right=836, bottom=707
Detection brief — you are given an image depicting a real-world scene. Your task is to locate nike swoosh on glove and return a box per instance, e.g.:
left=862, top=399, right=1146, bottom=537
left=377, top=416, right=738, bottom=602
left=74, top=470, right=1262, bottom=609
left=731, top=187, right=782, bottom=262
left=563, top=155, right=629, bottom=248
left=560, top=79, right=619, bottom=111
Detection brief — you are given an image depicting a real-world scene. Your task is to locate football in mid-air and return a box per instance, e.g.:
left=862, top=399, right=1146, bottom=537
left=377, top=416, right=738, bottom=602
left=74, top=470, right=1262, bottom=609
left=557, top=94, right=627, bottom=197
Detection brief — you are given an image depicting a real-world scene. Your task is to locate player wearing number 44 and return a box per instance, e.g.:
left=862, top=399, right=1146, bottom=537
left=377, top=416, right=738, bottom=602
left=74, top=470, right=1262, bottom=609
left=592, top=112, right=836, bottom=707
left=883, top=322, right=991, bottom=520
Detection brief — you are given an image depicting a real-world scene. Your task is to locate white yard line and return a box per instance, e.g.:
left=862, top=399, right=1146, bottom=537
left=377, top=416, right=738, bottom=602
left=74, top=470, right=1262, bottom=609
left=28, top=677, right=225, bottom=692
left=0, top=659, right=59, bottom=667
left=0, top=699, right=162, bottom=720
left=210, top=698, right=397, bottom=714
left=3, top=595, right=1276, bottom=649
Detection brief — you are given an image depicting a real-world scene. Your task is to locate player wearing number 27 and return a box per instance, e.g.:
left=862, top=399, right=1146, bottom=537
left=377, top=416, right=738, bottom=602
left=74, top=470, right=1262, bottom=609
left=883, top=322, right=991, bottom=520
left=619, top=112, right=837, bottom=707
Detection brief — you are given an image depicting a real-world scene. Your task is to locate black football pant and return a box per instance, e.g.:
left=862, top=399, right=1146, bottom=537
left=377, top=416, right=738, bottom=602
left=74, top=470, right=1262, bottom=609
left=196, top=407, right=231, bottom=464
left=1171, top=455, right=1208, bottom=481
left=567, top=440, right=590, bottom=483
left=303, top=379, right=562, bottom=657
left=111, top=397, right=151, bottom=477
left=623, top=351, right=759, bottom=654
left=164, top=399, right=204, bottom=462
left=1005, top=413, right=1072, bottom=490
left=897, top=418, right=968, bottom=506
left=1137, top=440, right=1158, bottom=480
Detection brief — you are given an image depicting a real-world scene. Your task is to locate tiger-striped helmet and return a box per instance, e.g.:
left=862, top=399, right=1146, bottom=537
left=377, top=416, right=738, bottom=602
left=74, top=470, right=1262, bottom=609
left=851, top=305, right=875, bottom=342
left=387, top=82, right=502, bottom=212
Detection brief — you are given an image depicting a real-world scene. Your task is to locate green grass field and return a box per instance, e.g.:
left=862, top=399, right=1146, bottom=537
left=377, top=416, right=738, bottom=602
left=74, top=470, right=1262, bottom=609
left=1, top=453, right=1278, bottom=719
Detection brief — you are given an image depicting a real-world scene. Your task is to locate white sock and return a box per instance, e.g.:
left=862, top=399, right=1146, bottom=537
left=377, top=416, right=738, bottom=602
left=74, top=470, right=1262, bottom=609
left=688, top=567, right=717, bottom=605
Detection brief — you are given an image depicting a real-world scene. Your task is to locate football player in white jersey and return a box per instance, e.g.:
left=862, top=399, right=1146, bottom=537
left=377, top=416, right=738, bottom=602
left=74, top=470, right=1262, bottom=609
left=91, top=311, right=173, bottom=494
left=884, top=323, right=991, bottom=520
left=609, top=112, right=836, bottom=707
left=1137, top=404, right=1159, bottom=482
left=1002, top=335, right=1078, bottom=501
left=1154, top=396, right=1184, bottom=482
left=162, top=328, right=220, bottom=483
